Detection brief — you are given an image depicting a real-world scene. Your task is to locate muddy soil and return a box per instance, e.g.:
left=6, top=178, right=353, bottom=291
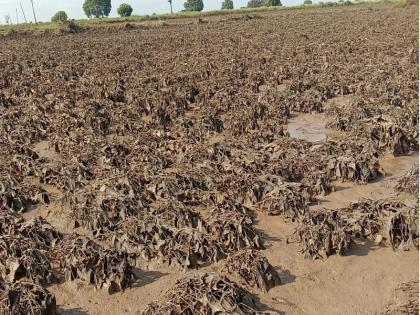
left=0, top=3, right=418, bottom=315
left=288, top=113, right=328, bottom=142
left=49, top=151, right=419, bottom=315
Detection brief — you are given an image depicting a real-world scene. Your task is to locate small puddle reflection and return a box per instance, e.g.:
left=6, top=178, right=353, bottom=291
left=287, top=113, right=327, bottom=142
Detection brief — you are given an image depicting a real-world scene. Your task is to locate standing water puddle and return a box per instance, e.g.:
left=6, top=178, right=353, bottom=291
left=287, top=113, right=327, bottom=142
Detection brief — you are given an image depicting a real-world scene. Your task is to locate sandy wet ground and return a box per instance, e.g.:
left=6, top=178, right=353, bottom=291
left=287, top=113, right=328, bottom=143
left=40, top=114, right=418, bottom=315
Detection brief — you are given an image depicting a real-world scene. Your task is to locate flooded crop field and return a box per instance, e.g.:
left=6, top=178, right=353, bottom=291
left=0, top=3, right=418, bottom=315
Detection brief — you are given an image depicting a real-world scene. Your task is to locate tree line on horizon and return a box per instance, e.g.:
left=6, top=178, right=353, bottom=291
left=50, top=0, right=285, bottom=22
left=80, top=0, right=282, bottom=16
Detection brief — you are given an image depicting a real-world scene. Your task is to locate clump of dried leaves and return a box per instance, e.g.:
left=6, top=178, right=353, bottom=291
left=108, top=208, right=263, bottom=270
left=326, top=99, right=418, bottom=156
left=382, top=280, right=419, bottom=315
left=0, top=172, right=49, bottom=213
left=0, top=281, right=56, bottom=315
left=293, top=199, right=419, bottom=259
left=293, top=209, right=352, bottom=259
left=0, top=234, right=55, bottom=285
left=142, top=273, right=258, bottom=315
left=55, top=235, right=135, bottom=294
left=223, top=249, right=281, bottom=292
left=395, top=165, right=419, bottom=197
left=0, top=211, right=135, bottom=298
left=206, top=211, right=264, bottom=252
left=0, top=216, right=61, bottom=285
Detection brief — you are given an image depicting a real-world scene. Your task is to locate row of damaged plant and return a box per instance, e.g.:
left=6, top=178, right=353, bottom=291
left=291, top=199, right=419, bottom=260
left=0, top=211, right=138, bottom=314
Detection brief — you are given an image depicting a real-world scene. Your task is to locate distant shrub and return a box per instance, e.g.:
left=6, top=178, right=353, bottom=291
left=319, top=1, right=337, bottom=6
left=60, top=19, right=81, bottom=33
left=184, top=0, right=204, bottom=11
left=247, top=0, right=281, bottom=7
left=247, top=0, right=263, bottom=7
left=338, top=0, right=353, bottom=5
left=221, top=0, right=234, bottom=9
left=263, top=0, right=282, bottom=6
left=51, top=11, right=68, bottom=22
left=117, top=3, right=133, bottom=17
left=303, top=0, right=312, bottom=4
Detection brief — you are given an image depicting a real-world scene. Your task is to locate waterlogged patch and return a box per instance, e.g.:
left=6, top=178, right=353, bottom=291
left=288, top=113, right=328, bottom=143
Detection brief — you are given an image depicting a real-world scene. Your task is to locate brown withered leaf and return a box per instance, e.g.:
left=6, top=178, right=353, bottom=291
left=0, top=281, right=56, bottom=315
left=142, top=273, right=258, bottom=315
left=223, top=249, right=281, bottom=292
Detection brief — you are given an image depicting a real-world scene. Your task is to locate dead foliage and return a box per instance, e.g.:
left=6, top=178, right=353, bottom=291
left=206, top=211, right=264, bottom=252
left=18, top=217, right=63, bottom=248
left=325, top=152, right=383, bottom=183
left=142, top=273, right=258, bottom=315
left=382, top=280, right=419, bottom=315
left=386, top=207, right=419, bottom=250
left=254, top=180, right=312, bottom=219
left=341, top=199, right=419, bottom=250
left=151, top=201, right=203, bottom=229
left=161, top=228, right=224, bottom=269
left=0, top=173, right=49, bottom=213
left=0, top=235, right=54, bottom=285
left=67, top=185, right=152, bottom=236
left=55, top=235, right=135, bottom=294
left=0, top=281, right=56, bottom=315
left=223, top=249, right=281, bottom=292
left=395, top=165, right=419, bottom=196
left=110, top=219, right=224, bottom=269
left=109, top=218, right=173, bottom=260
left=0, top=211, right=23, bottom=235
left=0, top=212, right=136, bottom=294
left=109, top=210, right=263, bottom=270
left=0, top=216, right=61, bottom=285
left=293, top=209, right=352, bottom=259
left=301, top=171, right=332, bottom=196
left=326, top=100, right=418, bottom=156
left=293, top=199, right=419, bottom=259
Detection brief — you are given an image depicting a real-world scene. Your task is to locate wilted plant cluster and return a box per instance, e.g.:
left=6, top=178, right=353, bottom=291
left=382, top=280, right=419, bottom=315
left=223, top=249, right=281, bottom=292
left=292, top=199, right=419, bottom=259
left=395, top=165, right=419, bottom=197
left=0, top=212, right=136, bottom=314
left=142, top=273, right=258, bottom=315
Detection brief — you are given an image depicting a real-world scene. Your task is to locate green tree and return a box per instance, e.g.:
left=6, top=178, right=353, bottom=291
left=221, top=0, right=234, bottom=9
left=247, top=0, right=263, bottom=7
left=263, top=0, right=282, bottom=6
left=117, top=3, right=133, bottom=17
left=83, top=0, right=111, bottom=18
left=102, top=0, right=112, bottom=16
left=184, top=0, right=204, bottom=11
left=303, top=0, right=312, bottom=3
left=51, top=11, right=68, bottom=22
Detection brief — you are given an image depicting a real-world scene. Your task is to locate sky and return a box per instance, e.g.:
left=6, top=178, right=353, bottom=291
left=0, top=0, right=302, bottom=23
